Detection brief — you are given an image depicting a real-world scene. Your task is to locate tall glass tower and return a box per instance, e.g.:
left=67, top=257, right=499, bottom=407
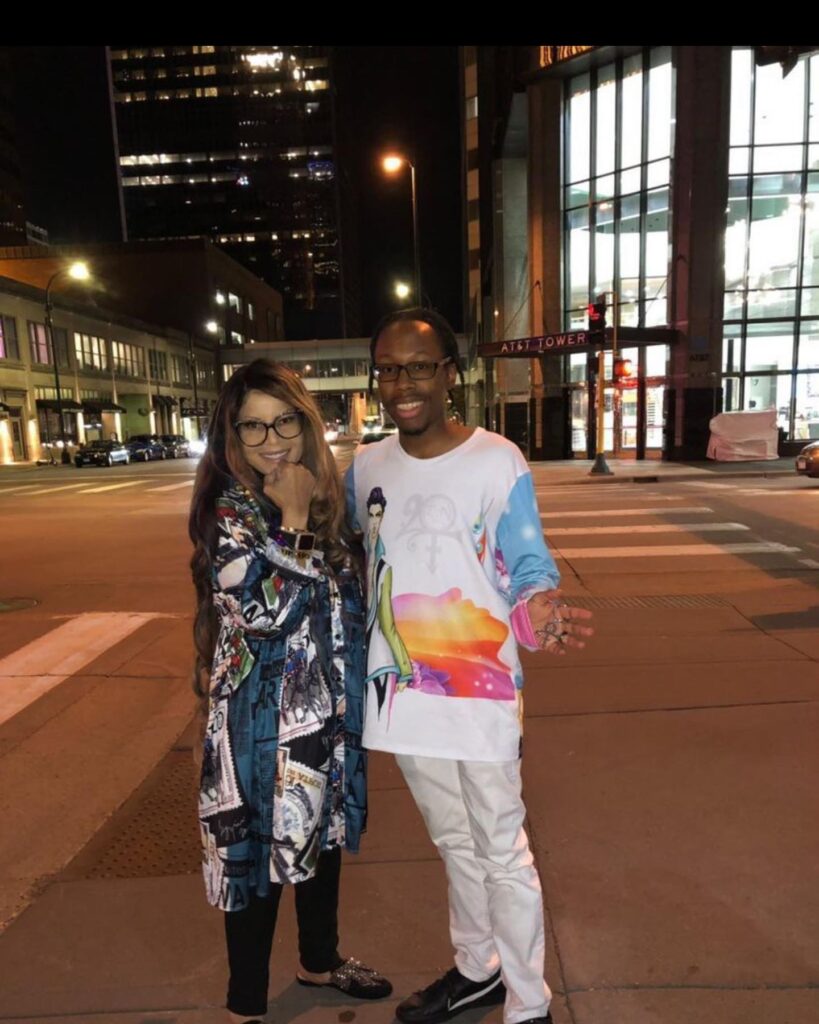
left=108, top=45, right=343, bottom=339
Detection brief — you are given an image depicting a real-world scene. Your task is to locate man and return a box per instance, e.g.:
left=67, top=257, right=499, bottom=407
left=346, top=308, right=593, bottom=1024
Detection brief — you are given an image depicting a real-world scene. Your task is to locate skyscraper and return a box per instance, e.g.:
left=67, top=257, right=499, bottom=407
left=108, top=45, right=343, bottom=339
left=0, top=47, right=26, bottom=246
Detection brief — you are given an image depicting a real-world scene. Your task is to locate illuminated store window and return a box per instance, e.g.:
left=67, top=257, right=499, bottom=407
left=723, top=47, right=819, bottom=440
left=563, top=47, right=673, bottom=332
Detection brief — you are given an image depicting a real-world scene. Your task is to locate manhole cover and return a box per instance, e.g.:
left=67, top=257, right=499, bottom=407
left=0, top=597, right=39, bottom=613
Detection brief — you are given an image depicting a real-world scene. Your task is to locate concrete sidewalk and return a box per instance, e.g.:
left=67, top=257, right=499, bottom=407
left=528, top=456, right=797, bottom=485
left=0, top=574, right=817, bottom=1024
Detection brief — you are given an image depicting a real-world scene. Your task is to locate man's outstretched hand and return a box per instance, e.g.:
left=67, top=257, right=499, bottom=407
left=527, top=589, right=594, bottom=656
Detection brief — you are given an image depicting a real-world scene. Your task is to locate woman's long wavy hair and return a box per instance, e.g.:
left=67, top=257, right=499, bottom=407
left=188, top=358, right=357, bottom=702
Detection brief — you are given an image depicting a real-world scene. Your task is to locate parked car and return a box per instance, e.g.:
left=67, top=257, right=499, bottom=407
left=358, top=422, right=398, bottom=446
left=74, top=439, right=130, bottom=468
left=795, top=440, right=819, bottom=478
left=126, top=434, right=167, bottom=462
left=159, top=434, right=191, bottom=458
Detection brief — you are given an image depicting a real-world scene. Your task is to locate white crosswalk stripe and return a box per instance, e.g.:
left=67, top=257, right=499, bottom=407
left=734, top=488, right=819, bottom=496
left=547, top=522, right=749, bottom=536
left=674, top=480, right=742, bottom=489
left=145, top=480, right=195, bottom=493
left=75, top=480, right=153, bottom=495
left=552, top=541, right=800, bottom=559
left=0, top=612, right=161, bottom=727
left=541, top=506, right=714, bottom=519
left=24, top=483, right=89, bottom=496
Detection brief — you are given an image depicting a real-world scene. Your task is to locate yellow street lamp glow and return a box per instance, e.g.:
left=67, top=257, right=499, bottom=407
left=382, top=155, right=404, bottom=173
left=205, top=320, right=218, bottom=333
left=68, top=261, right=90, bottom=281
left=394, top=282, right=411, bottom=300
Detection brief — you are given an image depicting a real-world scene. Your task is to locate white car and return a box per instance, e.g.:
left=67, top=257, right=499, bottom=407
left=324, top=424, right=340, bottom=444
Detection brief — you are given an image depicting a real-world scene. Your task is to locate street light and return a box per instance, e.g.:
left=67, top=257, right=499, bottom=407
left=394, top=281, right=411, bottom=301
left=188, top=330, right=210, bottom=441
left=45, top=260, right=91, bottom=464
left=381, top=152, right=421, bottom=306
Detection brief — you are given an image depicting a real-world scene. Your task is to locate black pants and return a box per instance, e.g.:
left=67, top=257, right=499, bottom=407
left=224, top=847, right=343, bottom=1017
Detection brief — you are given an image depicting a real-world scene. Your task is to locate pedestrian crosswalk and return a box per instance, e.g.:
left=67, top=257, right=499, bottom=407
left=538, top=496, right=814, bottom=570
left=0, top=474, right=197, bottom=500
left=0, top=612, right=163, bottom=727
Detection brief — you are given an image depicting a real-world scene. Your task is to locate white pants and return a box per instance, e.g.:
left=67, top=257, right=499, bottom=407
left=396, top=755, right=551, bottom=1023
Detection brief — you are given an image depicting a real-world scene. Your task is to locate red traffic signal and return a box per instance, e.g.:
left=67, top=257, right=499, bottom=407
left=613, top=356, right=635, bottom=380
left=587, top=296, right=607, bottom=344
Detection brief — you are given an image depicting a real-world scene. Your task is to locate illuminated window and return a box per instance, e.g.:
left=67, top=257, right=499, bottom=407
left=722, top=48, right=819, bottom=440
left=28, top=322, right=51, bottom=364
left=228, top=293, right=243, bottom=314
left=111, top=340, right=145, bottom=377
left=0, top=315, right=20, bottom=360
left=172, top=354, right=192, bottom=385
left=73, top=332, right=108, bottom=372
left=563, top=47, right=672, bottom=331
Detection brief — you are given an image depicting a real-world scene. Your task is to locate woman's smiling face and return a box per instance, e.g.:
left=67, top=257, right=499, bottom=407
left=236, top=389, right=304, bottom=477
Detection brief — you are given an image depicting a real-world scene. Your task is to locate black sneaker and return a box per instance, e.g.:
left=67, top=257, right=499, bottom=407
left=396, top=967, right=505, bottom=1024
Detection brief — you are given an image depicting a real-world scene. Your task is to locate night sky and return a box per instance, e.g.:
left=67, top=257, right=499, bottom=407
left=7, top=45, right=463, bottom=337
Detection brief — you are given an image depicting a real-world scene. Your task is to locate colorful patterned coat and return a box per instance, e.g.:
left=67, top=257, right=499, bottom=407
left=198, top=482, right=367, bottom=911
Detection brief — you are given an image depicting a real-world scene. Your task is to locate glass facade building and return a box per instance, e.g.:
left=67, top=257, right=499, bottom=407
left=109, top=45, right=342, bottom=339
left=722, top=48, right=819, bottom=443
left=472, top=44, right=818, bottom=460
left=561, top=47, right=674, bottom=456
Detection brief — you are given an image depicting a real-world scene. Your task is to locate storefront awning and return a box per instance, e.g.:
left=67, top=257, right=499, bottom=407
left=35, top=398, right=84, bottom=412
left=81, top=400, right=127, bottom=415
left=151, top=394, right=178, bottom=408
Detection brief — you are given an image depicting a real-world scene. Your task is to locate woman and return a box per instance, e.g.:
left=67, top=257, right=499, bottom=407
left=189, top=359, right=390, bottom=1024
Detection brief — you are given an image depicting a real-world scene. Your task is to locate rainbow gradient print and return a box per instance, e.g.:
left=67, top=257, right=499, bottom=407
left=392, top=588, right=515, bottom=700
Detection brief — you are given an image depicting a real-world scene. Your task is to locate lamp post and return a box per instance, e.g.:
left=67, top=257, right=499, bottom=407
left=382, top=154, right=421, bottom=306
left=394, top=281, right=411, bottom=302
left=45, top=261, right=90, bottom=464
left=188, top=332, right=203, bottom=441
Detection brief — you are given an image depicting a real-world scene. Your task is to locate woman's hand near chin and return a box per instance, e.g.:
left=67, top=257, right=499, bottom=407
left=263, top=461, right=316, bottom=529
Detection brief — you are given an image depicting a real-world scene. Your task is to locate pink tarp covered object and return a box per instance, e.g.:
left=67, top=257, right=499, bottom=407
left=706, top=409, right=779, bottom=461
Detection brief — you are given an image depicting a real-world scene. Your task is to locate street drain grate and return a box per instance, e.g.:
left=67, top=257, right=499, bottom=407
left=568, top=594, right=732, bottom=610
left=0, top=597, right=39, bottom=613
left=79, top=748, right=201, bottom=879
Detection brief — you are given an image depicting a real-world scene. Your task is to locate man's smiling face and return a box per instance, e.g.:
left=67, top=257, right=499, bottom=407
left=373, top=320, right=456, bottom=438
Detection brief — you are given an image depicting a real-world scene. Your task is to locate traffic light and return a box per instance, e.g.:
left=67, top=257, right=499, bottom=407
left=613, top=356, right=636, bottom=380
left=587, top=295, right=607, bottom=345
